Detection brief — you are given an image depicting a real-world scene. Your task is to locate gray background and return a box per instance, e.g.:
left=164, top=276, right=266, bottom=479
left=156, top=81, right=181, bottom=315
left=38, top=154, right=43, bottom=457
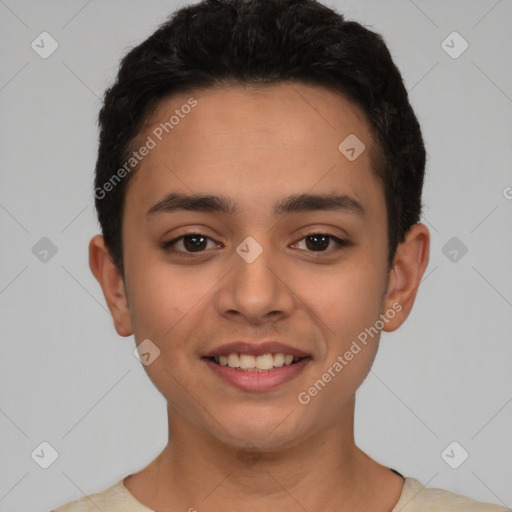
left=1, top=0, right=511, bottom=510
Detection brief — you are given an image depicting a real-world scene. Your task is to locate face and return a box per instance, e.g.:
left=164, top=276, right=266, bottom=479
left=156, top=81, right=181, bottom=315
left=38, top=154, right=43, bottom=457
left=101, top=83, right=413, bottom=451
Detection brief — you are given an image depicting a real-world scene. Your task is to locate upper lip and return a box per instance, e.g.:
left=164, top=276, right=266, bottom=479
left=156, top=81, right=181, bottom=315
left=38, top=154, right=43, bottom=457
left=202, top=341, right=311, bottom=358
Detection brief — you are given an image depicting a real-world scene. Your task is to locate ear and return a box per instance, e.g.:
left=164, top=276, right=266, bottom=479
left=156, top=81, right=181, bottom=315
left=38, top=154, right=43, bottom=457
left=89, top=234, right=133, bottom=337
left=382, top=223, right=430, bottom=332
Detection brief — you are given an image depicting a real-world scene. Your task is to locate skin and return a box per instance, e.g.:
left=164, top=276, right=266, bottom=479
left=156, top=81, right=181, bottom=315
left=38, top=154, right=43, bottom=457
left=89, top=82, right=430, bottom=512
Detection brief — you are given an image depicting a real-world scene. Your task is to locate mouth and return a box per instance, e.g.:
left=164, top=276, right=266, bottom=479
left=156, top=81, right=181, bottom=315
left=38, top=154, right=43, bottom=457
left=203, top=353, right=310, bottom=372
left=201, top=341, right=312, bottom=391
left=202, top=352, right=312, bottom=392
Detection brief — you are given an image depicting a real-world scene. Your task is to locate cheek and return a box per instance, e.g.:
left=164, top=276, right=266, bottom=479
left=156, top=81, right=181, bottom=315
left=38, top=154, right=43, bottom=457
left=306, top=261, right=384, bottom=343
left=125, top=252, right=217, bottom=364
left=125, top=266, right=203, bottom=393
left=129, top=271, right=199, bottom=341
left=300, top=267, right=383, bottom=406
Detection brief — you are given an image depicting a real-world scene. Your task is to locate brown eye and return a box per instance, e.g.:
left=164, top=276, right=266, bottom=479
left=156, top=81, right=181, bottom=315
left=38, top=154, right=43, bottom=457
left=162, top=233, right=220, bottom=255
left=305, top=234, right=330, bottom=251
left=294, top=233, right=347, bottom=253
left=181, top=234, right=208, bottom=252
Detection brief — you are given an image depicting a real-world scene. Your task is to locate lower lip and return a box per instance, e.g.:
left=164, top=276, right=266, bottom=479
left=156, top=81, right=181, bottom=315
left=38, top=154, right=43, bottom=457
left=203, top=357, right=311, bottom=392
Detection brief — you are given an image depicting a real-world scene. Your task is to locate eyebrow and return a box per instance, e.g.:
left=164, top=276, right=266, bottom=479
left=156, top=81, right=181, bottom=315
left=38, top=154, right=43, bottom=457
left=146, top=192, right=366, bottom=218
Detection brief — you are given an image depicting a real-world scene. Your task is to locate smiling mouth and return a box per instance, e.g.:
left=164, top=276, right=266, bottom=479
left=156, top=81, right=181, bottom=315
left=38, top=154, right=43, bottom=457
left=204, top=353, right=310, bottom=372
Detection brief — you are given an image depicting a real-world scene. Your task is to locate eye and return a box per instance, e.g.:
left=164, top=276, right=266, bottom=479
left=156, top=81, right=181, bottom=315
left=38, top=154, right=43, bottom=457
left=161, top=233, right=222, bottom=256
left=293, top=233, right=348, bottom=253
left=161, top=232, right=348, bottom=257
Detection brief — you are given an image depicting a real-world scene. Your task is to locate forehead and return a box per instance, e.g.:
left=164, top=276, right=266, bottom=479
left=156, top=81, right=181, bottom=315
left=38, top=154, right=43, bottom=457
left=126, top=82, right=384, bottom=220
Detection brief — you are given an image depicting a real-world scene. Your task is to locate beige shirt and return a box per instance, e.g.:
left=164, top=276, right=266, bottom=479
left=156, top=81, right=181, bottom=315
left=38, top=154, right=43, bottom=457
left=52, top=476, right=509, bottom=511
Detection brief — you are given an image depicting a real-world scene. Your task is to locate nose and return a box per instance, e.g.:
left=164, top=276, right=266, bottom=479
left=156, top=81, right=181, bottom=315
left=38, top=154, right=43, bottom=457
left=213, top=236, right=295, bottom=325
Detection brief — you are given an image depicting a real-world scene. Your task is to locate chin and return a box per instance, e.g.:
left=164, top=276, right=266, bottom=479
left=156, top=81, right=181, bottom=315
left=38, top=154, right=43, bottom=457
left=206, top=406, right=306, bottom=453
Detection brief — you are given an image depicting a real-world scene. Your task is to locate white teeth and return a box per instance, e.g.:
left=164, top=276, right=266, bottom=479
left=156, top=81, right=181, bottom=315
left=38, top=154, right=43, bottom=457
left=273, top=353, right=285, bottom=367
left=239, top=354, right=256, bottom=369
left=256, top=354, right=274, bottom=370
left=212, top=352, right=303, bottom=371
left=227, top=353, right=240, bottom=368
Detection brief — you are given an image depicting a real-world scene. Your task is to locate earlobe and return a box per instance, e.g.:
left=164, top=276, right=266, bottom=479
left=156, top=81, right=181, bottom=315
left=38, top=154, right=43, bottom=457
left=382, top=223, right=430, bottom=332
left=89, top=234, right=134, bottom=337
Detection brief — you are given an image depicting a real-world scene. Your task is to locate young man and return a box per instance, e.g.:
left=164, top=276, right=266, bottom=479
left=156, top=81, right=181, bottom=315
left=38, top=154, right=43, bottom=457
left=53, top=0, right=508, bottom=510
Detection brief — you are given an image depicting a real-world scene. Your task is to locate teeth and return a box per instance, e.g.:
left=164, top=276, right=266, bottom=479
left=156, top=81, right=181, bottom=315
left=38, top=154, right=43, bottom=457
left=255, top=354, right=274, bottom=370
left=239, top=354, right=256, bottom=370
left=213, top=353, right=302, bottom=371
left=227, top=353, right=240, bottom=368
left=273, top=353, right=285, bottom=367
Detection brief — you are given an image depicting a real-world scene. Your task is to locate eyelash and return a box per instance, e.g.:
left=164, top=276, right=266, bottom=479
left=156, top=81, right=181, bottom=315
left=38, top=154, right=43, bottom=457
left=161, top=232, right=348, bottom=258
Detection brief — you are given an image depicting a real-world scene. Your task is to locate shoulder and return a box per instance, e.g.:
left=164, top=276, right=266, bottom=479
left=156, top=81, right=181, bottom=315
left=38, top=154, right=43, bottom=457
left=394, top=477, right=510, bottom=512
left=50, top=477, right=152, bottom=512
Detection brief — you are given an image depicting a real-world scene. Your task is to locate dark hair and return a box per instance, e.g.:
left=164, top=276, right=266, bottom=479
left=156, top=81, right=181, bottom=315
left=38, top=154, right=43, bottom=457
left=94, top=0, right=425, bottom=277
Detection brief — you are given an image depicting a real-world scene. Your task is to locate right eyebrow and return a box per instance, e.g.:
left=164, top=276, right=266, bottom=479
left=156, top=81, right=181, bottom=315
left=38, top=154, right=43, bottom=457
left=146, top=193, right=236, bottom=217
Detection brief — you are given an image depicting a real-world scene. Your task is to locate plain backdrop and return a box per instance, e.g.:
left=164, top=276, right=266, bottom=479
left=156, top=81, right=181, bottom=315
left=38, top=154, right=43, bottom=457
left=0, top=0, right=511, bottom=510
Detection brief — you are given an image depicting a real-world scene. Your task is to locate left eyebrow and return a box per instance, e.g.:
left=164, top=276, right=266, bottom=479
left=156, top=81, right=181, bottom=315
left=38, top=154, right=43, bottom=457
left=274, top=192, right=366, bottom=217
left=146, top=192, right=367, bottom=218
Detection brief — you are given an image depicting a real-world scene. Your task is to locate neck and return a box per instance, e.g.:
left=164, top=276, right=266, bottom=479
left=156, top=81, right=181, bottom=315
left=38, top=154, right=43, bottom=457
left=124, top=397, right=404, bottom=512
